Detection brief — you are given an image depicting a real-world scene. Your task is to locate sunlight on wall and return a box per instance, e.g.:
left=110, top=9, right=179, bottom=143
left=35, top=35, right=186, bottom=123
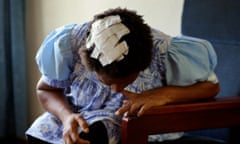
left=36, top=0, right=183, bottom=36
left=26, top=0, right=184, bottom=123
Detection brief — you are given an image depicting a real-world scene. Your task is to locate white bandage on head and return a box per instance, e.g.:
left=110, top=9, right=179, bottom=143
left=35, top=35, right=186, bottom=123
left=86, top=15, right=130, bottom=66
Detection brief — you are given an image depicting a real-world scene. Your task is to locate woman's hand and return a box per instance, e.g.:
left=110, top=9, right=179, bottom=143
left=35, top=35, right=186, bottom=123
left=116, top=82, right=220, bottom=117
left=116, top=89, right=170, bottom=117
left=62, top=113, right=90, bottom=144
left=36, top=78, right=90, bottom=144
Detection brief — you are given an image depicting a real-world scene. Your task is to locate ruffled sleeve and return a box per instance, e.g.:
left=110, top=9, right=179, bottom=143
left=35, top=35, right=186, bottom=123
left=36, top=24, right=75, bottom=88
left=165, top=36, right=218, bottom=86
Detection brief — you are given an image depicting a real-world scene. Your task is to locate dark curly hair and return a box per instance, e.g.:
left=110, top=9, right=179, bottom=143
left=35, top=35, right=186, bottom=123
left=80, top=8, right=153, bottom=78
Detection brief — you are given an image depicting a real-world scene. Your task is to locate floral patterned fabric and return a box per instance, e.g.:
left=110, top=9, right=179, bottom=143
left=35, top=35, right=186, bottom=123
left=26, top=23, right=218, bottom=144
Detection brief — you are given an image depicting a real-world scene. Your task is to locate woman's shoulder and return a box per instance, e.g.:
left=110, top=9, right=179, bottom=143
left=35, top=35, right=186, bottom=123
left=35, top=23, right=81, bottom=85
left=151, top=28, right=172, bottom=54
left=165, top=35, right=217, bottom=85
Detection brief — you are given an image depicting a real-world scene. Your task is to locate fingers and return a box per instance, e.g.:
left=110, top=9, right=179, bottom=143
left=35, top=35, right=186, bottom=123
left=115, top=100, right=141, bottom=117
left=119, top=90, right=144, bottom=116
left=116, top=100, right=154, bottom=117
left=63, top=130, right=77, bottom=144
left=73, top=115, right=90, bottom=144
left=75, top=115, right=89, bottom=133
left=125, top=102, right=143, bottom=117
left=76, top=138, right=90, bottom=144
left=137, top=104, right=152, bottom=117
left=63, top=127, right=90, bottom=144
left=73, top=134, right=90, bottom=144
left=115, top=102, right=130, bottom=116
left=64, top=132, right=90, bottom=144
left=63, top=114, right=90, bottom=144
left=63, top=133, right=72, bottom=144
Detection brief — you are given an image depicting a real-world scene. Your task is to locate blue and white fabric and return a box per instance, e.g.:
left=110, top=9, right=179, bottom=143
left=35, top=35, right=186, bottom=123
left=26, top=23, right=218, bottom=144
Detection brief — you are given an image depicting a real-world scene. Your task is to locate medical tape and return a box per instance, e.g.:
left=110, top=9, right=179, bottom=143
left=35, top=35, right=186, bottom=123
left=86, top=15, right=130, bottom=66
left=91, top=15, right=122, bottom=34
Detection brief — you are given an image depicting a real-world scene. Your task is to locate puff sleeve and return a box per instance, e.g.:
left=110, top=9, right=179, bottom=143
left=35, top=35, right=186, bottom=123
left=36, top=24, right=75, bottom=88
left=165, top=36, right=218, bottom=86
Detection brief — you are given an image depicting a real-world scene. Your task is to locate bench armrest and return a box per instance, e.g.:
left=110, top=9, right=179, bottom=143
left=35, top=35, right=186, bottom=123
left=121, top=96, right=240, bottom=144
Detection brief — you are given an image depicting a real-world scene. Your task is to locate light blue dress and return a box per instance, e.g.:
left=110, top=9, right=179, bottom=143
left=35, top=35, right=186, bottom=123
left=26, top=23, right=218, bottom=144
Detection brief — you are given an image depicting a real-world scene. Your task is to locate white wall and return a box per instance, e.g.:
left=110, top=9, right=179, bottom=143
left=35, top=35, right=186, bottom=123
left=26, top=0, right=184, bottom=123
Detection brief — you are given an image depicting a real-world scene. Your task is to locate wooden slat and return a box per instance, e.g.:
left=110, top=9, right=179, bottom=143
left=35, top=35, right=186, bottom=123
left=121, top=96, right=240, bottom=144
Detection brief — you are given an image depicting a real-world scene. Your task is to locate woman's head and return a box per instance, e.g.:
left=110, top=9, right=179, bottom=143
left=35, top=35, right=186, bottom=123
left=80, top=8, right=153, bottom=79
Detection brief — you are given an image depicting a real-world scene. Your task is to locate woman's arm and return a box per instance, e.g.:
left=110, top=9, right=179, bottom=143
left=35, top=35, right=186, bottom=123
left=36, top=77, right=71, bottom=121
left=36, top=77, right=90, bottom=144
left=116, top=81, right=220, bottom=117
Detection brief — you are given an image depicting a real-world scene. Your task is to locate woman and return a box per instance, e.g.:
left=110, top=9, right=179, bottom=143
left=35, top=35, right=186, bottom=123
left=26, top=8, right=219, bottom=144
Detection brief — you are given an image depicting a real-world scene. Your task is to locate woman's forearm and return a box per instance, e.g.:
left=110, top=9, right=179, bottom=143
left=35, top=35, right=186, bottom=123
left=117, top=81, right=220, bottom=117
left=155, top=81, right=220, bottom=104
left=36, top=78, right=73, bottom=122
